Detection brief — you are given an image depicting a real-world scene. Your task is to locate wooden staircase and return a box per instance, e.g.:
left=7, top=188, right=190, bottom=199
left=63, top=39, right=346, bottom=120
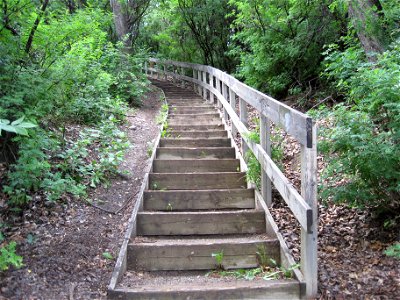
left=108, top=80, right=302, bottom=299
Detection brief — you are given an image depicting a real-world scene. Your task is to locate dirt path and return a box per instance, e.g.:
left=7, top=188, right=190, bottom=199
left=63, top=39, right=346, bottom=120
left=0, top=86, right=162, bottom=300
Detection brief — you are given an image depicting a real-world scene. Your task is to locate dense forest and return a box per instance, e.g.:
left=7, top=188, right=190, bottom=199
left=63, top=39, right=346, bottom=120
left=0, top=0, right=399, bottom=288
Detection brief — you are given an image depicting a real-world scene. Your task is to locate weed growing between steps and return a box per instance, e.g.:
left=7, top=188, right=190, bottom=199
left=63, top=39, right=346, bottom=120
left=207, top=248, right=300, bottom=281
left=207, top=245, right=300, bottom=281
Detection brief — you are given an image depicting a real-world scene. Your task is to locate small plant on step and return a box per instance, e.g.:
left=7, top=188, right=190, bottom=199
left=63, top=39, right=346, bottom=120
left=211, top=250, right=224, bottom=270
left=166, top=203, right=173, bottom=211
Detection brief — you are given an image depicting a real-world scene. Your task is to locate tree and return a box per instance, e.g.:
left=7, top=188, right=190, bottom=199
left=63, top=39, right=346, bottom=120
left=110, top=0, right=151, bottom=49
left=348, top=0, right=386, bottom=60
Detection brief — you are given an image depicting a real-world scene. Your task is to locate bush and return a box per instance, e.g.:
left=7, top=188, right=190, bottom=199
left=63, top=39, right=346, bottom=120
left=0, top=242, right=23, bottom=271
left=317, top=40, right=400, bottom=212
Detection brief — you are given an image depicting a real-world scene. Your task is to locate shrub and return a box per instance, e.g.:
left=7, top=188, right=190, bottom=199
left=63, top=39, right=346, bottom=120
left=317, top=40, right=400, bottom=212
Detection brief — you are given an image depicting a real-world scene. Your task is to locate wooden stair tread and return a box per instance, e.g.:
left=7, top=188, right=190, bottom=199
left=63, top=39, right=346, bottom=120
left=113, top=273, right=300, bottom=300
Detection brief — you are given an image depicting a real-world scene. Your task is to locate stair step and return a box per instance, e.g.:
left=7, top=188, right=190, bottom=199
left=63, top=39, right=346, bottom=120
left=167, top=131, right=227, bottom=138
left=159, top=138, right=230, bottom=147
left=112, top=277, right=300, bottom=300
left=168, top=118, right=223, bottom=125
left=152, top=159, right=239, bottom=173
left=149, top=172, right=247, bottom=190
left=168, top=124, right=224, bottom=131
left=127, top=235, right=279, bottom=271
left=156, top=147, right=235, bottom=159
left=137, top=210, right=266, bottom=235
left=169, top=113, right=220, bottom=119
left=170, top=107, right=215, bottom=114
left=144, top=189, right=255, bottom=211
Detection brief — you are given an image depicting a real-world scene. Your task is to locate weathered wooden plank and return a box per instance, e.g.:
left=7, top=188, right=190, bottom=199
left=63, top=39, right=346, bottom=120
left=168, top=113, right=220, bottom=119
left=148, top=172, right=247, bottom=190
left=137, top=210, right=266, bottom=235
left=152, top=159, right=239, bottom=173
left=300, top=123, right=318, bottom=299
left=127, top=238, right=280, bottom=271
left=167, top=124, right=225, bottom=131
left=167, top=131, right=227, bottom=138
left=169, top=107, right=215, bottom=114
left=110, top=280, right=300, bottom=300
left=168, top=119, right=223, bottom=126
left=156, top=147, right=235, bottom=159
left=260, top=115, right=272, bottom=207
left=159, top=138, right=231, bottom=148
left=143, top=188, right=255, bottom=210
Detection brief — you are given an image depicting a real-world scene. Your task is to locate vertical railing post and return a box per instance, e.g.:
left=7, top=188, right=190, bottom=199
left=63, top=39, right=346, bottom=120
left=156, top=63, right=160, bottom=80
left=192, top=69, right=197, bottom=92
left=210, top=76, right=216, bottom=105
left=181, top=67, right=185, bottom=88
left=260, top=115, right=272, bottom=207
left=229, top=89, right=237, bottom=137
left=172, top=66, right=176, bottom=85
left=163, top=65, right=167, bottom=81
left=144, top=61, right=148, bottom=76
left=300, top=122, right=318, bottom=299
left=239, top=97, right=248, bottom=156
left=202, top=71, right=207, bottom=101
left=197, top=70, right=202, bottom=96
left=216, top=78, right=222, bottom=108
left=222, top=83, right=229, bottom=122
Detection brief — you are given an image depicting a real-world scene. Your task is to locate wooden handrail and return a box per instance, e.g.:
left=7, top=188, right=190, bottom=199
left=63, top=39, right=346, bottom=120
left=144, top=58, right=318, bottom=299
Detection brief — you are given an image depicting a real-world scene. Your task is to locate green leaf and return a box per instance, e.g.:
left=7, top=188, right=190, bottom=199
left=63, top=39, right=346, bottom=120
left=18, top=122, right=37, bottom=129
left=14, top=127, right=29, bottom=136
left=102, top=252, right=113, bottom=260
left=0, top=119, right=10, bottom=125
left=11, top=117, right=25, bottom=126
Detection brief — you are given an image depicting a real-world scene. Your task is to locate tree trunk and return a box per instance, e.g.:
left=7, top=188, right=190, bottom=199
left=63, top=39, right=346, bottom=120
left=110, top=0, right=131, bottom=48
left=110, top=0, right=150, bottom=50
left=348, top=0, right=385, bottom=61
left=25, top=0, right=50, bottom=54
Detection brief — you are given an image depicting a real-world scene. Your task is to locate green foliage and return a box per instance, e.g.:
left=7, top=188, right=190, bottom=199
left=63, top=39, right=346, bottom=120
left=0, top=2, right=147, bottom=206
left=139, top=0, right=235, bottom=71
left=4, top=118, right=129, bottom=205
left=317, top=39, right=400, bottom=211
left=0, top=117, right=37, bottom=136
left=211, top=250, right=224, bottom=270
left=102, top=252, right=114, bottom=260
left=384, top=243, right=400, bottom=259
left=229, top=0, right=343, bottom=97
left=0, top=242, right=23, bottom=271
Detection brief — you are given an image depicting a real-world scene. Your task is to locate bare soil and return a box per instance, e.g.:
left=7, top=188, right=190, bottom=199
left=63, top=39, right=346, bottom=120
left=0, top=86, right=162, bottom=300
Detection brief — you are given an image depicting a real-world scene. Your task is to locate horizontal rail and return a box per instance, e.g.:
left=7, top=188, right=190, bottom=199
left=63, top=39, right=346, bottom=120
left=149, top=58, right=313, bottom=147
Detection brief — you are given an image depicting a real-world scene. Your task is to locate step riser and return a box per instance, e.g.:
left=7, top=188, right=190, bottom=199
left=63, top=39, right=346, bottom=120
left=169, top=113, right=220, bottom=119
left=168, top=102, right=205, bottom=107
left=168, top=119, right=223, bottom=125
left=156, top=148, right=235, bottom=159
left=149, top=173, right=247, bottom=190
left=159, top=138, right=230, bottom=147
left=170, top=108, right=215, bottom=114
left=168, top=125, right=224, bottom=131
left=144, top=189, right=255, bottom=211
left=109, top=284, right=300, bottom=300
left=127, top=241, right=280, bottom=271
left=167, top=131, right=227, bottom=138
left=152, top=159, right=239, bottom=173
left=137, top=211, right=266, bottom=235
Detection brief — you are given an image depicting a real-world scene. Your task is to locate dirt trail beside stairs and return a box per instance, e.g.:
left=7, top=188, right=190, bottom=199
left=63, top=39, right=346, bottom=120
left=0, top=86, right=161, bottom=300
